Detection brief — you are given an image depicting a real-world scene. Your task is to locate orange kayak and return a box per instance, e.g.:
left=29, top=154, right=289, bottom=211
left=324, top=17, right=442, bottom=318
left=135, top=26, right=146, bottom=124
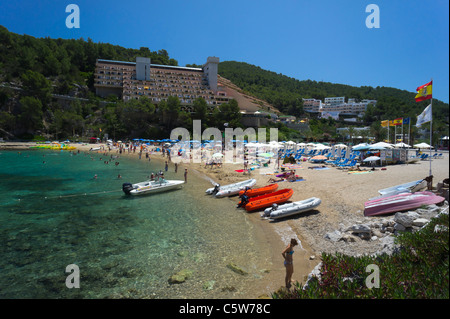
left=244, top=189, right=294, bottom=212
left=239, top=183, right=278, bottom=197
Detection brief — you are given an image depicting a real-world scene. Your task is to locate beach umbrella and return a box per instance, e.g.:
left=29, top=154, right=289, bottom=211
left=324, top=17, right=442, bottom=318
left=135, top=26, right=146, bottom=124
left=311, top=155, right=327, bottom=160
left=257, top=152, right=275, bottom=158
left=363, top=156, right=380, bottom=162
left=370, top=142, right=394, bottom=149
left=212, top=153, right=224, bottom=158
left=334, top=143, right=347, bottom=148
left=352, top=143, right=370, bottom=151
left=353, top=145, right=371, bottom=151
left=314, top=144, right=331, bottom=150
left=413, top=142, right=432, bottom=149
left=395, top=142, right=411, bottom=148
left=368, top=145, right=387, bottom=151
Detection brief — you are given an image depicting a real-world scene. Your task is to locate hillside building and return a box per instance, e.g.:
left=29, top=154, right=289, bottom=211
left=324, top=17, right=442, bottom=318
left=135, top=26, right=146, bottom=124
left=303, top=97, right=377, bottom=118
left=94, top=56, right=231, bottom=112
left=321, top=97, right=377, bottom=115
left=302, top=98, right=322, bottom=113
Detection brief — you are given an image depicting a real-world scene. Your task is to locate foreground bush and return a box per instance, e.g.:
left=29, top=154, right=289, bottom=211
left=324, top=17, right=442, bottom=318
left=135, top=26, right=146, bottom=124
left=273, top=212, right=449, bottom=299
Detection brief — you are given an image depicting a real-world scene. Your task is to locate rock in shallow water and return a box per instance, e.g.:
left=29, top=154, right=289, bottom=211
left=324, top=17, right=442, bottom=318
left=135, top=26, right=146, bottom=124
left=168, top=269, right=193, bottom=284
left=226, top=262, right=248, bottom=275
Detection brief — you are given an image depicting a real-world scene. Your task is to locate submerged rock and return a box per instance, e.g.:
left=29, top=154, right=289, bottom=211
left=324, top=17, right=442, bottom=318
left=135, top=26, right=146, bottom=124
left=168, top=269, right=193, bottom=284
left=226, top=262, right=248, bottom=275
left=203, top=280, right=215, bottom=290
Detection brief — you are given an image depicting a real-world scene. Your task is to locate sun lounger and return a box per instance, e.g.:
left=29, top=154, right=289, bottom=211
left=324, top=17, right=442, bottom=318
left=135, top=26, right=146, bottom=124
left=338, top=159, right=357, bottom=168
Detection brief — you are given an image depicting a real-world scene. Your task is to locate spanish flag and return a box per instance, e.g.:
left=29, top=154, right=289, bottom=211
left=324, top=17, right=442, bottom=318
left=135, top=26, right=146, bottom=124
left=381, top=120, right=389, bottom=127
left=415, top=81, right=432, bottom=102
left=393, top=118, right=403, bottom=126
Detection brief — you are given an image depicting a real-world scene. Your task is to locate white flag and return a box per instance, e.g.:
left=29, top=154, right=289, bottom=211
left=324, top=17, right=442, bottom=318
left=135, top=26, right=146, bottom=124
left=416, top=104, right=432, bottom=127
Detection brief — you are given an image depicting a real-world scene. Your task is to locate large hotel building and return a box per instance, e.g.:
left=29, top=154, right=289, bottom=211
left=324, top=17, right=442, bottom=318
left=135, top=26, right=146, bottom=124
left=94, top=56, right=231, bottom=112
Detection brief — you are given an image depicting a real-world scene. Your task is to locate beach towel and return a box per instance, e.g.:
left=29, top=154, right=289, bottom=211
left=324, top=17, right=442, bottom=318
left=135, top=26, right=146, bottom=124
left=289, top=178, right=306, bottom=182
left=281, top=164, right=303, bottom=169
left=348, top=171, right=373, bottom=175
left=312, top=167, right=330, bottom=170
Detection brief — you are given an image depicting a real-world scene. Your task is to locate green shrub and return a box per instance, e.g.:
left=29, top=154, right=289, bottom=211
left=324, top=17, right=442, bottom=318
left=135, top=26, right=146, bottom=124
left=273, top=212, right=449, bottom=299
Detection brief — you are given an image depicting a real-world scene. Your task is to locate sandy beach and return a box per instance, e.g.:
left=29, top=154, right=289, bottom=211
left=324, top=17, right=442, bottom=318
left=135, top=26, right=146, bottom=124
left=177, top=147, right=449, bottom=295
left=2, top=141, right=449, bottom=297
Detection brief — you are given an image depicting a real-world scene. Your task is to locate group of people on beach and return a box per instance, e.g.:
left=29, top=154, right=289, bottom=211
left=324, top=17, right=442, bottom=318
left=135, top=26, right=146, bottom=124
left=268, top=170, right=300, bottom=183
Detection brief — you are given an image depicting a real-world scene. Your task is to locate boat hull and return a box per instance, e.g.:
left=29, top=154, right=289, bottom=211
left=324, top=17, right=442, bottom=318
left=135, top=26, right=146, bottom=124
left=262, top=197, right=321, bottom=219
left=125, top=180, right=184, bottom=196
left=238, top=183, right=278, bottom=197
left=244, top=189, right=294, bottom=212
left=364, top=191, right=445, bottom=216
left=369, top=180, right=427, bottom=200
left=205, top=179, right=257, bottom=197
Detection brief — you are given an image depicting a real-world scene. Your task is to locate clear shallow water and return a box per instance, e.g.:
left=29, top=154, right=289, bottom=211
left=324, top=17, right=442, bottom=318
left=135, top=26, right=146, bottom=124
left=0, top=149, right=272, bottom=299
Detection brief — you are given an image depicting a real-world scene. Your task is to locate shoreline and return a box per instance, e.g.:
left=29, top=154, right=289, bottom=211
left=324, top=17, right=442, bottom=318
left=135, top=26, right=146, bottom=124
left=2, top=141, right=449, bottom=298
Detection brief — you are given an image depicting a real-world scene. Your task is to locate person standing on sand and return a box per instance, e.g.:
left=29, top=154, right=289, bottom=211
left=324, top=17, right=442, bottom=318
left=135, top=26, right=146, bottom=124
left=184, top=168, right=188, bottom=183
left=282, top=238, right=298, bottom=289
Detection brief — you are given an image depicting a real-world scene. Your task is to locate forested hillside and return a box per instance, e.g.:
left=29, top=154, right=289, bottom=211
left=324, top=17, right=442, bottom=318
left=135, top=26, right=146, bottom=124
left=218, top=61, right=449, bottom=126
left=0, top=25, right=177, bottom=93
left=0, top=26, right=243, bottom=140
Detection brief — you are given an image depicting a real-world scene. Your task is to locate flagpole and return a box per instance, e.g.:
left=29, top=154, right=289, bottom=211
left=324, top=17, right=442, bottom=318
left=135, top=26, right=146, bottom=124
left=387, top=121, right=390, bottom=143
left=429, top=79, right=433, bottom=177
left=395, top=125, right=397, bottom=144
left=408, top=118, right=411, bottom=161
left=408, top=119, right=411, bottom=145
left=401, top=120, right=404, bottom=143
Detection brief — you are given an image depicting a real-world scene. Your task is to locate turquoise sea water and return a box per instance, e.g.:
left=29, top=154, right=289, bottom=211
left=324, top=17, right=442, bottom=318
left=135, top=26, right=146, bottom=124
left=0, top=149, right=271, bottom=299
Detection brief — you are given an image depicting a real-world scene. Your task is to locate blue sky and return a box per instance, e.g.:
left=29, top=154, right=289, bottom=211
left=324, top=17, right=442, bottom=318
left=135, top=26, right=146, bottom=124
left=1, top=0, right=448, bottom=102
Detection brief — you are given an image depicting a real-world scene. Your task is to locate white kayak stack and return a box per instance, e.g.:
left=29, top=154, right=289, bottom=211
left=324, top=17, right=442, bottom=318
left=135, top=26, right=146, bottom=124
left=261, top=197, right=321, bottom=220
left=205, top=179, right=257, bottom=198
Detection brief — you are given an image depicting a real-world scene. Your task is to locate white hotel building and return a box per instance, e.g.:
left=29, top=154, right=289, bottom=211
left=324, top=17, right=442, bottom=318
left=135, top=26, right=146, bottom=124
left=303, top=97, right=377, bottom=117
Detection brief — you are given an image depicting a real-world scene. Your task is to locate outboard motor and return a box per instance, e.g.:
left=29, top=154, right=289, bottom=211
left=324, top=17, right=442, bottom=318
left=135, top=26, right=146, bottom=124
left=262, top=203, right=278, bottom=217
left=212, top=184, right=220, bottom=195
left=237, top=194, right=249, bottom=208
left=122, top=182, right=134, bottom=195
